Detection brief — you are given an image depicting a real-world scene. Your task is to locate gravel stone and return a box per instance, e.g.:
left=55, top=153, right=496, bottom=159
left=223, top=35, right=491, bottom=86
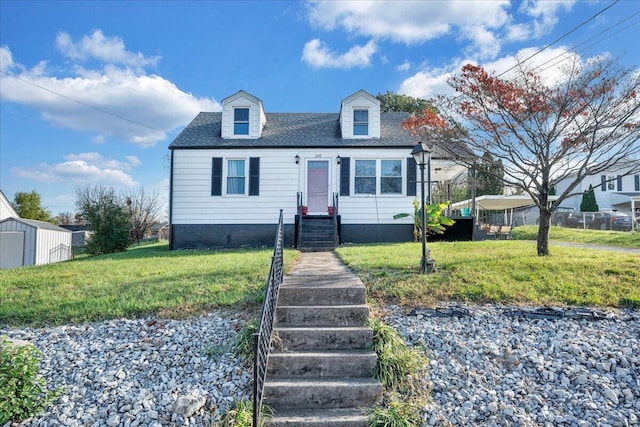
left=385, top=304, right=640, bottom=427
left=1, top=310, right=251, bottom=427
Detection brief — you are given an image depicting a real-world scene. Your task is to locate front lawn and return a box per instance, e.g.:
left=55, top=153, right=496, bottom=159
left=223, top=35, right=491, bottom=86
left=336, top=240, right=640, bottom=309
left=511, top=225, right=640, bottom=248
left=0, top=242, right=299, bottom=327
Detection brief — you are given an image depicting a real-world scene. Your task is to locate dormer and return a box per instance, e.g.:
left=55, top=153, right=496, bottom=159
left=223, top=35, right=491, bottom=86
left=221, top=90, right=266, bottom=139
left=339, top=90, right=380, bottom=139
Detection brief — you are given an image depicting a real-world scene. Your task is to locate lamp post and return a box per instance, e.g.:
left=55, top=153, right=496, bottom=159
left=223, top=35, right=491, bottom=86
left=411, top=142, right=435, bottom=274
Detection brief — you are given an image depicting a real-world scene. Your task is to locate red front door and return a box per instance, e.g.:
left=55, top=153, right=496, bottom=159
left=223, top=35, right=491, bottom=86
left=307, top=160, right=329, bottom=213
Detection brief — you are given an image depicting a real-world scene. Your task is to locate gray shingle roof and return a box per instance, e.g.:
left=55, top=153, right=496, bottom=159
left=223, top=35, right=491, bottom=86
left=169, top=112, right=418, bottom=149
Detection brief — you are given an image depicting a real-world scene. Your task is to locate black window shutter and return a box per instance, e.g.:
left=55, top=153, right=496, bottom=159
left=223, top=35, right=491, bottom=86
left=617, top=175, right=622, bottom=191
left=340, top=157, right=350, bottom=196
left=211, top=157, right=223, bottom=196
left=601, top=175, right=607, bottom=192
left=635, top=175, right=639, bottom=191
left=406, top=157, right=417, bottom=197
left=249, top=157, right=260, bottom=196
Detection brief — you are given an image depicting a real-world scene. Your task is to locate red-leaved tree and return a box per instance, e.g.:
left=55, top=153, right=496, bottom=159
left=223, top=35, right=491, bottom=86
left=403, top=57, right=640, bottom=256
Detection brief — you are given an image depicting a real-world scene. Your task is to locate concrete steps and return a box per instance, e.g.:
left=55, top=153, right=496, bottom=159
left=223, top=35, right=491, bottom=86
left=266, top=408, right=369, bottom=427
left=263, top=252, right=381, bottom=427
left=299, top=216, right=337, bottom=251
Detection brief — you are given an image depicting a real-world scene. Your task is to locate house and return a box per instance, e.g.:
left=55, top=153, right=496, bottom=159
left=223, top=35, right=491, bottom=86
left=0, top=217, right=73, bottom=269
left=168, top=90, right=467, bottom=249
left=0, top=189, right=18, bottom=221
left=554, top=162, right=640, bottom=215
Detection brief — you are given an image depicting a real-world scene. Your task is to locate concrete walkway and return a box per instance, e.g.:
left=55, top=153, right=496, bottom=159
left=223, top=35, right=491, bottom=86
left=283, top=251, right=364, bottom=289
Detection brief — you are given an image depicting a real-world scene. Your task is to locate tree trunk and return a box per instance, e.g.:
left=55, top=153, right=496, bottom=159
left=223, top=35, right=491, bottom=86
left=537, top=209, right=552, bottom=256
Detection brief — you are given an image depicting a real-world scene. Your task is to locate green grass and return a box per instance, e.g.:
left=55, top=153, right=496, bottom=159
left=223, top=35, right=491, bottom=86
left=0, top=242, right=299, bottom=327
left=512, top=225, right=640, bottom=248
left=336, top=240, right=640, bottom=309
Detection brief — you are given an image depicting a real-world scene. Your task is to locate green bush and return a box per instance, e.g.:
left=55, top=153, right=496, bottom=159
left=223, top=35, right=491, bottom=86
left=232, top=320, right=258, bottom=362
left=0, top=337, right=58, bottom=424
left=368, top=394, right=424, bottom=427
left=217, top=399, right=271, bottom=427
left=370, top=319, right=425, bottom=390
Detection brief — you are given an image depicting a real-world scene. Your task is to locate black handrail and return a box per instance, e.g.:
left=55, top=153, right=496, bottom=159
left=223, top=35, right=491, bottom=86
left=296, top=192, right=303, bottom=249
left=253, top=209, right=285, bottom=427
left=332, top=192, right=339, bottom=246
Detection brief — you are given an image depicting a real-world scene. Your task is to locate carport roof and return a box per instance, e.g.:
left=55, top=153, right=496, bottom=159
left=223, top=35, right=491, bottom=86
left=450, top=195, right=560, bottom=211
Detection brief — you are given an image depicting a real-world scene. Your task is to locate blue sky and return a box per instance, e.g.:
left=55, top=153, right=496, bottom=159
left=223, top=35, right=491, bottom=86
left=1, top=0, right=638, bottom=217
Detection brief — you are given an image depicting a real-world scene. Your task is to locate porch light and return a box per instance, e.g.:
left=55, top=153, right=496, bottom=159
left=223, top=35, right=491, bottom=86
left=411, top=142, right=435, bottom=274
left=295, top=155, right=300, bottom=164
left=337, top=155, right=341, bottom=164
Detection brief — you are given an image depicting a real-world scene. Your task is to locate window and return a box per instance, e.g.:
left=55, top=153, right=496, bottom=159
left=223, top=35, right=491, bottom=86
left=355, top=160, right=376, bottom=194
left=227, top=159, right=246, bottom=194
left=234, top=108, right=249, bottom=135
left=381, top=160, right=402, bottom=194
left=354, top=159, right=404, bottom=195
left=353, top=109, right=368, bottom=136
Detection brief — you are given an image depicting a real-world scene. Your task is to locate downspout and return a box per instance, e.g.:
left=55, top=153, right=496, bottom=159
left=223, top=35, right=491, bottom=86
left=168, top=149, right=174, bottom=250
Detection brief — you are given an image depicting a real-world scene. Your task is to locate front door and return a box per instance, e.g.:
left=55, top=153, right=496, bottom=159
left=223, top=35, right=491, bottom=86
left=307, top=160, right=329, bottom=213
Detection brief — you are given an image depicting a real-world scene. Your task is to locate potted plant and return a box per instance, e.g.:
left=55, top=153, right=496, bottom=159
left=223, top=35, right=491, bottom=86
left=301, top=206, right=308, bottom=215
left=327, top=206, right=334, bottom=215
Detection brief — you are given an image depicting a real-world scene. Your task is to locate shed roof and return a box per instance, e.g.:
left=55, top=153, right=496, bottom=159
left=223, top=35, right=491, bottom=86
left=0, top=217, right=71, bottom=232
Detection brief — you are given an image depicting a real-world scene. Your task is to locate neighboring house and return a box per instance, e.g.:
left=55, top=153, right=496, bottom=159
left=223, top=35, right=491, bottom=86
left=0, top=189, right=18, bottom=220
left=168, top=90, right=467, bottom=249
left=0, top=217, right=73, bottom=269
left=554, top=163, right=640, bottom=214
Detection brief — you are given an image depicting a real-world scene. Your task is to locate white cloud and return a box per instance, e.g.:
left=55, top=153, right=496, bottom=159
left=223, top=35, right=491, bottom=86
left=305, top=0, right=578, bottom=60
left=396, top=60, right=411, bottom=72
left=11, top=152, right=140, bottom=186
left=399, top=46, right=581, bottom=99
left=0, top=38, right=221, bottom=147
left=302, top=39, right=376, bottom=69
left=306, top=0, right=510, bottom=58
left=56, top=30, right=160, bottom=69
left=520, top=0, right=576, bottom=38
left=0, top=45, right=15, bottom=72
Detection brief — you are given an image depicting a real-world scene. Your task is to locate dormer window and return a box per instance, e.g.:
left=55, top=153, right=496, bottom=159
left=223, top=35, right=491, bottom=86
left=353, top=109, right=369, bottom=136
left=234, top=108, right=250, bottom=135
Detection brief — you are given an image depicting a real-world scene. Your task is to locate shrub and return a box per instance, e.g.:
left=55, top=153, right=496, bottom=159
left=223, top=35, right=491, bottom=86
left=233, top=320, right=258, bottom=361
left=217, top=399, right=271, bottom=427
left=370, top=319, right=425, bottom=390
left=368, top=393, right=424, bottom=427
left=0, top=337, right=58, bottom=424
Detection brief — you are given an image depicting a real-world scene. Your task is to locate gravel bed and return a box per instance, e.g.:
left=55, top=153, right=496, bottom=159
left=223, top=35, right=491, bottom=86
left=1, top=311, right=252, bottom=427
left=3, top=305, right=639, bottom=427
left=385, top=305, right=640, bottom=427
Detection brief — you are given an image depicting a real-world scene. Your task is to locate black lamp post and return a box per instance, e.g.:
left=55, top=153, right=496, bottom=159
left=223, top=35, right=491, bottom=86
left=411, top=142, right=435, bottom=274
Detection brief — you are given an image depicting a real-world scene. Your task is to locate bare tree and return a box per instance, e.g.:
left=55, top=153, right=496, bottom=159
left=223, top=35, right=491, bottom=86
left=123, top=187, right=163, bottom=245
left=403, top=57, right=640, bottom=255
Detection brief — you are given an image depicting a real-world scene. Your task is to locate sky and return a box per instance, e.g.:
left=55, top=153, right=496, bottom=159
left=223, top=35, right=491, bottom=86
left=1, top=0, right=639, bottom=218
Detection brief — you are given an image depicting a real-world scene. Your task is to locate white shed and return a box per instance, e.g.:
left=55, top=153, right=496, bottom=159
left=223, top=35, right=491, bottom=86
left=0, top=218, right=73, bottom=269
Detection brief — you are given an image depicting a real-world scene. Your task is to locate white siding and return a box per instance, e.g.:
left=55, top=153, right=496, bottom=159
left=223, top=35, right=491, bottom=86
left=555, top=163, right=640, bottom=210
left=221, top=91, right=266, bottom=139
left=34, top=228, right=73, bottom=265
left=171, top=147, right=420, bottom=226
left=340, top=91, right=381, bottom=139
left=0, top=190, right=18, bottom=220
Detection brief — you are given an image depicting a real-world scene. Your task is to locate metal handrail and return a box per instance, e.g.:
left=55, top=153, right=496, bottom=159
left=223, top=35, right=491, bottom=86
left=253, top=209, right=285, bottom=427
left=332, top=192, right=339, bottom=246
left=296, top=192, right=303, bottom=249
